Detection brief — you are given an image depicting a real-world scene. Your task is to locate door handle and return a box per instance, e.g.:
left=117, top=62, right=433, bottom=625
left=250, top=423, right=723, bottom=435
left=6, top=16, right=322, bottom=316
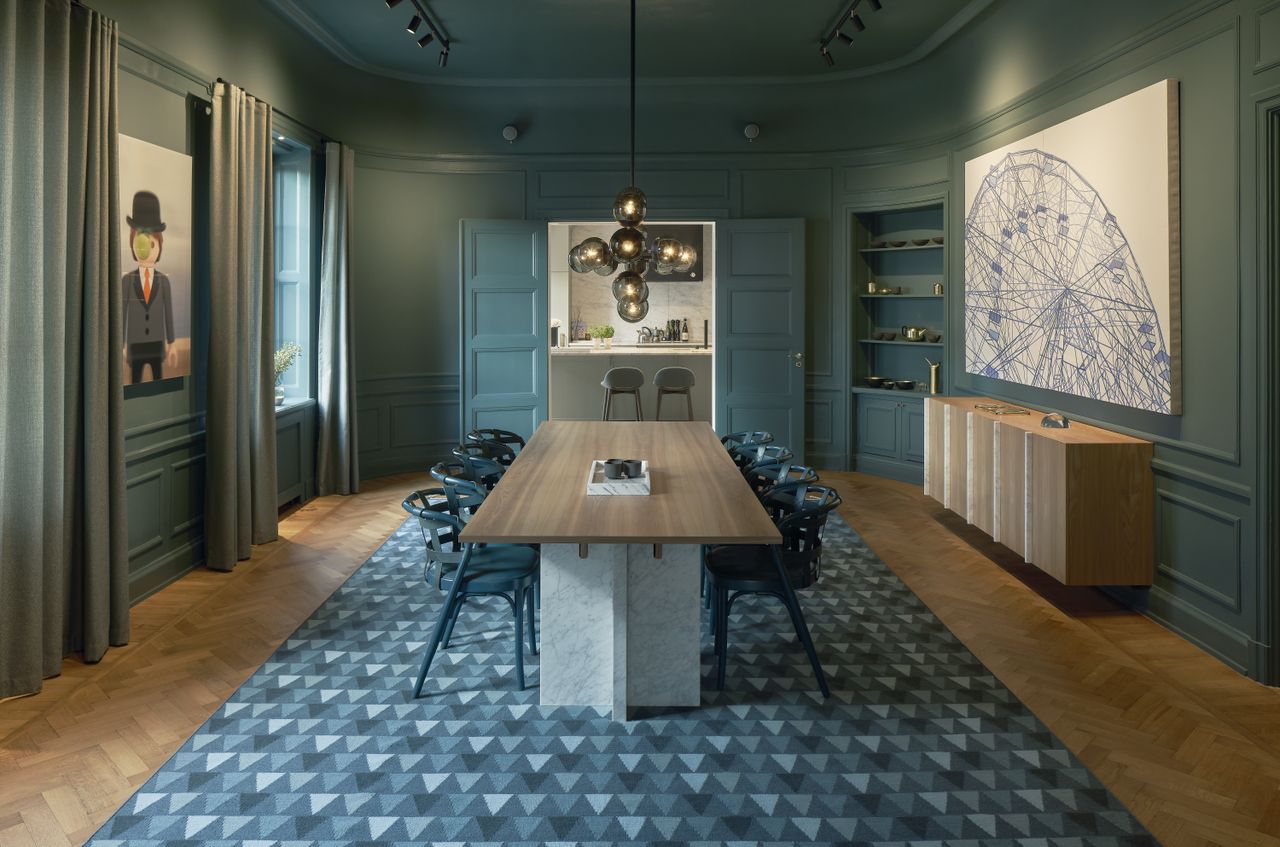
left=791, top=351, right=803, bottom=368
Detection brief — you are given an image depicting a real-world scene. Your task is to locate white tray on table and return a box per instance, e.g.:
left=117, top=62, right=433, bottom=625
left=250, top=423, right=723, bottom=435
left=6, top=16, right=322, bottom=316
left=585, top=459, right=650, bottom=495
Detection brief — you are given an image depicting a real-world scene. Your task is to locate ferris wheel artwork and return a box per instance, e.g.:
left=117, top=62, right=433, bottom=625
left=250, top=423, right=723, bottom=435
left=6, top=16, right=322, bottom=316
left=963, top=79, right=1181, bottom=415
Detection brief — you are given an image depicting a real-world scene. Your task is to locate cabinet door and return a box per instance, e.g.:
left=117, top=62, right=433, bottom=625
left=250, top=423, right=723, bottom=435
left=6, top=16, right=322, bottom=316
left=857, top=397, right=899, bottom=458
left=899, top=400, right=926, bottom=464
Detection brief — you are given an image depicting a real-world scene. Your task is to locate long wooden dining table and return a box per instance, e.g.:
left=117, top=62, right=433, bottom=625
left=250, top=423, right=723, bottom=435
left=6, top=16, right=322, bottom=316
left=459, top=420, right=780, bottom=719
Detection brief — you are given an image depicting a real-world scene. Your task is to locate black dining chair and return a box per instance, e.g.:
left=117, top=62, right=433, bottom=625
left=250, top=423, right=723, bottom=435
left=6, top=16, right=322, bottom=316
left=463, top=433, right=521, bottom=467
left=402, top=480, right=539, bottom=694
left=721, top=430, right=774, bottom=451
left=744, top=461, right=820, bottom=497
left=449, top=444, right=507, bottom=491
left=704, top=481, right=841, bottom=698
left=465, top=428, right=526, bottom=461
left=731, top=442, right=795, bottom=474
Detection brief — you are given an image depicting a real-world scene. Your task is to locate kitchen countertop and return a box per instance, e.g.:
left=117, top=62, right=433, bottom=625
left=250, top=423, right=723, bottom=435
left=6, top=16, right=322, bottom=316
left=551, top=344, right=713, bottom=356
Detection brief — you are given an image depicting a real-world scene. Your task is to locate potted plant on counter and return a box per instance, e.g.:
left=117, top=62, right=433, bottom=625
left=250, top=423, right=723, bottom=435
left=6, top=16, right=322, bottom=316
left=589, top=325, right=615, bottom=348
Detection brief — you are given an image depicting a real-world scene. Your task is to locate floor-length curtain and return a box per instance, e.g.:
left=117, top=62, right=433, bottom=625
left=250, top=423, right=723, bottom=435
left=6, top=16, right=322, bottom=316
left=0, top=0, right=129, bottom=698
left=316, top=142, right=359, bottom=495
left=205, top=82, right=276, bottom=572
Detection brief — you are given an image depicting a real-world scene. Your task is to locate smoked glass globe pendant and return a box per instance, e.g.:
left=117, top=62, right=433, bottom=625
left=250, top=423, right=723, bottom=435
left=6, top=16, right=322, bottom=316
left=563, top=0, right=688, bottom=323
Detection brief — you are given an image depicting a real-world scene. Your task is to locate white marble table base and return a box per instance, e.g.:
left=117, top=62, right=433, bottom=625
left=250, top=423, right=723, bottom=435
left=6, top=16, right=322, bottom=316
left=539, top=543, right=701, bottom=720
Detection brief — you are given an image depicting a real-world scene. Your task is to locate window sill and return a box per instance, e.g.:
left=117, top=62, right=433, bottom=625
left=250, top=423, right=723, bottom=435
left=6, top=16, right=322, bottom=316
left=275, top=397, right=316, bottom=416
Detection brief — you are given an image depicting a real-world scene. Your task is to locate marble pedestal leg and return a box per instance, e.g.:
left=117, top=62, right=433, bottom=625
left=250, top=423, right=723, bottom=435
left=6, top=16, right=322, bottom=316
left=539, top=543, right=701, bottom=720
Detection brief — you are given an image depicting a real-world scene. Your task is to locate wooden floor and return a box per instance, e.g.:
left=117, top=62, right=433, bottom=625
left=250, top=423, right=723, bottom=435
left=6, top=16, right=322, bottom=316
left=1, top=470, right=1278, bottom=846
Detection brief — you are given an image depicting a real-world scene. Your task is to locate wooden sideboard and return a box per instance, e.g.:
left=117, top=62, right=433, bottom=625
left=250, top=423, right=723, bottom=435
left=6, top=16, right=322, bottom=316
left=923, top=396, right=1154, bottom=586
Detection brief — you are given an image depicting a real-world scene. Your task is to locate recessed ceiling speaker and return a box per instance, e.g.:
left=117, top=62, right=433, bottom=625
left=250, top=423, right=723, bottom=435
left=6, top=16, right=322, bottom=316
left=502, top=125, right=519, bottom=143
left=743, top=123, right=760, bottom=142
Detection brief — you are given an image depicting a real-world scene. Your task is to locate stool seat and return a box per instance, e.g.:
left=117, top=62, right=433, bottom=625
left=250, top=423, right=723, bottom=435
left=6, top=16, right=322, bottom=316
left=601, top=366, right=645, bottom=421
left=654, top=366, right=695, bottom=420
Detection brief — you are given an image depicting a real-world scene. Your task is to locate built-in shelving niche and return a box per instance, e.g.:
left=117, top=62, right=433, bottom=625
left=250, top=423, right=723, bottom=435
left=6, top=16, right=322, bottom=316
left=850, top=203, right=946, bottom=483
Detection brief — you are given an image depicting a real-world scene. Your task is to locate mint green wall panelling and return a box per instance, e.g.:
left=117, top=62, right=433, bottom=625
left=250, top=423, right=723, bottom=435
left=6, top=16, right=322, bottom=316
left=739, top=169, right=842, bottom=466
left=948, top=17, right=1260, bottom=675
left=352, top=165, right=525, bottom=475
left=1257, top=1, right=1280, bottom=71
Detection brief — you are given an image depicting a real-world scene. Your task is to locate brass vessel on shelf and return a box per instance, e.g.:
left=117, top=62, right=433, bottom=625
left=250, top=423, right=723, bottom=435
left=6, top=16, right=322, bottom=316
left=900, top=325, right=928, bottom=342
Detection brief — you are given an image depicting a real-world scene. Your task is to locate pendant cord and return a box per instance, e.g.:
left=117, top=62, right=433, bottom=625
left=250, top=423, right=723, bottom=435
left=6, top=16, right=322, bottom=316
left=629, top=0, right=636, bottom=187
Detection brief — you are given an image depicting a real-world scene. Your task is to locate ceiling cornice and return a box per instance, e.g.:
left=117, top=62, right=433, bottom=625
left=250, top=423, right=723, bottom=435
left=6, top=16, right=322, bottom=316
left=265, top=0, right=995, bottom=89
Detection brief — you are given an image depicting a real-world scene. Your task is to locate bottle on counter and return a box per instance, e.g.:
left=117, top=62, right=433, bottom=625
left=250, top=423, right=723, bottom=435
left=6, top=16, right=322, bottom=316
left=681, top=318, right=690, bottom=342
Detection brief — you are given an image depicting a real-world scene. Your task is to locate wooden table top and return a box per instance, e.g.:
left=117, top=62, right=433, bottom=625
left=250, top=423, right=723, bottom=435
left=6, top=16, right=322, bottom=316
left=460, top=421, right=783, bottom=545
left=925, top=395, right=1151, bottom=445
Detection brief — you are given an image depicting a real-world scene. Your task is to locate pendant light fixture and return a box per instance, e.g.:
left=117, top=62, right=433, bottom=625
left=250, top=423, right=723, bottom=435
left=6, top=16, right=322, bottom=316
left=567, top=0, right=696, bottom=323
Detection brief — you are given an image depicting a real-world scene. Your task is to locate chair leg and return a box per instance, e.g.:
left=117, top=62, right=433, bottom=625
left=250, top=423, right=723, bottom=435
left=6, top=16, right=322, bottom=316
left=441, top=595, right=462, bottom=648
left=655, top=390, right=664, bottom=421
left=634, top=390, right=642, bottom=421
left=513, top=586, right=526, bottom=691
left=714, top=587, right=730, bottom=690
left=414, top=586, right=464, bottom=697
left=602, top=389, right=611, bottom=421
left=685, top=389, right=693, bottom=421
left=525, top=585, right=538, bottom=655
left=772, top=550, right=830, bottom=698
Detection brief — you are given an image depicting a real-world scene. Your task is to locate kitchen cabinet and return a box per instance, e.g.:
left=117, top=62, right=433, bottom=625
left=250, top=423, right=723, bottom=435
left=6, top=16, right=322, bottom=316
left=853, top=392, right=925, bottom=483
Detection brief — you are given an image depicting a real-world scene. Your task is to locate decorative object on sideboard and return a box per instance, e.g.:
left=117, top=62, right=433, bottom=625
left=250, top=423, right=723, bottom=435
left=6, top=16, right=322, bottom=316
left=273, top=342, right=301, bottom=406
left=550, top=319, right=560, bottom=348
left=894, top=379, right=916, bottom=390
left=864, top=376, right=887, bottom=388
left=565, top=0, right=695, bottom=323
left=1041, top=413, right=1071, bottom=428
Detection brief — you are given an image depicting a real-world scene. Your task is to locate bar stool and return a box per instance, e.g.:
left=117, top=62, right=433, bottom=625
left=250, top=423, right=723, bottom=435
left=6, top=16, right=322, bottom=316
left=654, top=366, right=695, bottom=420
left=601, top=367, right=644, bottom=421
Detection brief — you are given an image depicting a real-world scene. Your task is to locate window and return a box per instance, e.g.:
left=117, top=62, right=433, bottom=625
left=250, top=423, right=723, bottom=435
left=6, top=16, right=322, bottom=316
left=272, top=135, right=315, bottom=403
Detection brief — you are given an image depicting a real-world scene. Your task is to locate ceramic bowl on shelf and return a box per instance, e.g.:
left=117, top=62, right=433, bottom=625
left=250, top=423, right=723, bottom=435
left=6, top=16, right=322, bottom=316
left=876, top=286, right=896, bottom=295
left=880, top=331, right=896, bottom=340
left=911, top=238, right=931, bottom=246
left=869, top=239, right=887, bottom=249
left=932, top=235, right=945, bottom=244
left=864, top=376, right=887, bottom=388
left=925, top=331, right=941, bottom=343
left=889, top=240, right=908, bottom=248
left=895, top=379, right=916, bottom=390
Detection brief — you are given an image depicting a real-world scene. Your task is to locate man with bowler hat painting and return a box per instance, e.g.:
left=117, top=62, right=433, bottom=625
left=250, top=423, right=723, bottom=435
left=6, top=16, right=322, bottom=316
left=121, top=190, right=176, bottom=382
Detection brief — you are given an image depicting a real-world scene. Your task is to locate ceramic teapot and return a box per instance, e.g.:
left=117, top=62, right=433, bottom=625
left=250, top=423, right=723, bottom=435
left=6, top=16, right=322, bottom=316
left=901, top=325, right=928, bottom=342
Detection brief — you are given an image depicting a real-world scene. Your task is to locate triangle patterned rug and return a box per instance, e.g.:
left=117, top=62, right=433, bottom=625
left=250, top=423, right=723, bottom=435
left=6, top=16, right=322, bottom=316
left=90, top=513, right=1157, bottom=846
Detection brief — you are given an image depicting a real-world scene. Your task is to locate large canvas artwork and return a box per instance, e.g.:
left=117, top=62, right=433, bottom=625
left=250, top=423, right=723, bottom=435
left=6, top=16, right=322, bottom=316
left=119, top=134, right=193, bottom=385
left=963, top=79, right=1181, bottom=414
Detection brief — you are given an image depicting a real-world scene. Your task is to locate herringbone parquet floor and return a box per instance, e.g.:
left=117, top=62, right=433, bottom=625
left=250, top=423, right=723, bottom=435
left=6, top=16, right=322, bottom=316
left=1, top=470, right=1278, bottom=846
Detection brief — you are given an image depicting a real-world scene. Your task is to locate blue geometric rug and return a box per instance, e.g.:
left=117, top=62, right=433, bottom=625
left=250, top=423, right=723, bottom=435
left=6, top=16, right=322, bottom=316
left=90, top=513, right=1156, bottom=846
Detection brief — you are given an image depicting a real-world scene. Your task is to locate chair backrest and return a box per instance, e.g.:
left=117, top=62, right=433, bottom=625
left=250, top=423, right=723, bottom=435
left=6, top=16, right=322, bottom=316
left=653, top=366, right=695, bottom=390
left=402, top=488, right=466, bottom=585
left=771, top=483, right=841, bottom=589
left=450, top=444, right=506, bottom=489
left=464, top=433, right=520, bottom=466
left=721, top=430, right=774, bottom=451
left=732, top=442, right=794, bottom=472
left=601, top=366, right=645, bottom=391
left=745, top=461, right=820, bottom=497
left=466, top=428, right=526, bottom=453
left=442, top=477, right=487, bottom=522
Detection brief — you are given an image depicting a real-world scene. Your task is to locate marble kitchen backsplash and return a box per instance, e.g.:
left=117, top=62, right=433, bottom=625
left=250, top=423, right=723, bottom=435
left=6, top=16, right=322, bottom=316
left=568, top=223, right=714, bottom=343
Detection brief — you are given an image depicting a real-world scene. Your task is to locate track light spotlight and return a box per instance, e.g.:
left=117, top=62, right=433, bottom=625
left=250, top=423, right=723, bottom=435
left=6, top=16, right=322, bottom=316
left=385, top=0, right=403, bottom=8
left=417, top=31, right=434, bottom=47
left=820, top=47, right=834, bottom=67
left=868, top=0, right=882, bottom=9
left=406, top=14, right=421, bottom=33
left=438, top=48, right=449, bottom=68
left=851, top=14, right=866, bottom=31
left=836, top=30, right=854, bottom=45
